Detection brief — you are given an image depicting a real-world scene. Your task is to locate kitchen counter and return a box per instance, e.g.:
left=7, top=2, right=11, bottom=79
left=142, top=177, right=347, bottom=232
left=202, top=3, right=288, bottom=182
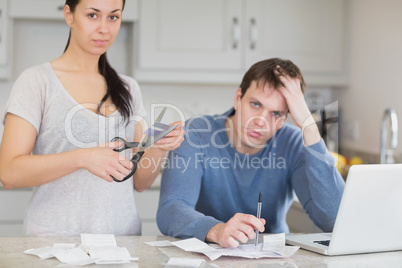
left=1, top=236, right=402, bottom=267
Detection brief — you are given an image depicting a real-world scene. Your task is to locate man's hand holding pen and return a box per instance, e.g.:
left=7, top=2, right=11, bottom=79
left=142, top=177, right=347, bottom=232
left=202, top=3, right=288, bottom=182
left=206, top=213, right=266, bottom=248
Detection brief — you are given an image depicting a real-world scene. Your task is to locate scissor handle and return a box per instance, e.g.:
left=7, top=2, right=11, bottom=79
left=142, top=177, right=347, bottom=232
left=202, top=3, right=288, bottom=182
left=111, top=137, right=142, bottom=152
left=112, top=151, right=145, bottom=183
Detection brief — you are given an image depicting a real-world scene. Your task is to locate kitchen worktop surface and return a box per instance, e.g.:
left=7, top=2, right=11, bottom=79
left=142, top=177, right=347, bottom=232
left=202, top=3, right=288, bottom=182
left=1, top=236, right=402, bottom=267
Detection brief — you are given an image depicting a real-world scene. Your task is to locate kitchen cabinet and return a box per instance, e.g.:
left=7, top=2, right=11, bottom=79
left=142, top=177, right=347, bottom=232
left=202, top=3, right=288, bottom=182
left=244, top=0, right=345, bottom=75
left=134, top=187, right=162, bottom=235
left=0, top=0, right=7, bottom=65
left=137, top=0, right=243, bottom=75
left=8, top=0, right=138, bottom=77
left=0, top=186, right=162, bottom=237
left=10, top=0, right=66, bottom=20
left=286, top=198, right=322, bottom=233
left=135, top=0, right=348, bottom=86
left=9, top=0, right=138, bottom=22
left=0, top=186, right=319, bottom=236
left=0, top=0, right=10, bottom=79
left=0, top=189, right=32, bottom=237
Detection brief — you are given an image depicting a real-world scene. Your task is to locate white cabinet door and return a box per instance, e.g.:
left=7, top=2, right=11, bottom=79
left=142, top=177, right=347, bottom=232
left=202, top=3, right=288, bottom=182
left=10, top=0, right=138, bottom=21
left=136, top=0, right=347, bottom=86
left=0, top=189, right=32, bottom=237
left=134, top=188, right=162, bottom=235
left=0, top=0, right=7, bottom=65
left=0, top=0, right=10, bottom=79
left=10, top=0, right=66, bottom=20
left=286, top=199, right=322, bottom=233
left=245, top=0, right=345, bottom=74
left=137, top=0, right=242, bottom=71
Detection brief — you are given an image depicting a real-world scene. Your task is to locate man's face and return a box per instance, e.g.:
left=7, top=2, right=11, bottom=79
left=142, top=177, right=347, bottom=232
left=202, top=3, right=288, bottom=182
left=230, top=80, right=289, bottom=154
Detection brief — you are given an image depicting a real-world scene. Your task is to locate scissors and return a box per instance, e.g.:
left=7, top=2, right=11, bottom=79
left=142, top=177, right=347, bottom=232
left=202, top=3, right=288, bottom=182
left=111, top=107, right=178, bottom=182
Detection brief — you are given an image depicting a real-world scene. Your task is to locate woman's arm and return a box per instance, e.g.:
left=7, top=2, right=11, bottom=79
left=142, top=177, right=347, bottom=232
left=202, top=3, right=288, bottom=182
left=0, top=114, right=133, bottom=189
left=132, top=120, right=185, bottom=192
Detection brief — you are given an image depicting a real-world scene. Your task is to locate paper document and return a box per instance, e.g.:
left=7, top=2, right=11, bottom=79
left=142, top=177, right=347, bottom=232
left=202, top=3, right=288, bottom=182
left=165, top=234, right=299, bottom=261
left=53, top=247, right=94, bottom=266
left=263, top=233, right=286, bottom=251
left=167, top=257, right=206, bottom=267
left=24, top=234, right=138, bottom=266
left=24, top=243, right=75, bottom=259
left=81, top=233, right=117, bottom=248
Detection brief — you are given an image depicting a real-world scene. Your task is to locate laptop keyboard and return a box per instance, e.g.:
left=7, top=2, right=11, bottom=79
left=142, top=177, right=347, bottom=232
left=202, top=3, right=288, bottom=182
left=313, top=240, right=331, bottom=246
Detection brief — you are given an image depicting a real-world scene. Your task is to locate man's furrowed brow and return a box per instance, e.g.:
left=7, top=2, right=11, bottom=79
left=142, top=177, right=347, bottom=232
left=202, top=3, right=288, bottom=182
left=250, top=98, right=263, bottom=106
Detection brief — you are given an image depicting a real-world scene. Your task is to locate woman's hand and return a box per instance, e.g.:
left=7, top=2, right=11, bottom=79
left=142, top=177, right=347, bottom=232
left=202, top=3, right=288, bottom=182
left=80, top=140, right=134, bottom=182
left=131, top=121, right=185, bottom=191
left=151, top=121, right=186, bottom=152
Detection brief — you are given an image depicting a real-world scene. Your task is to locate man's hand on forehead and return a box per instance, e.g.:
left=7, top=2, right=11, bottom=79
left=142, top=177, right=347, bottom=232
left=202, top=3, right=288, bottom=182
left=274, top=65, right=302, bottom=99
left=274, top=65, right=314, bottom=132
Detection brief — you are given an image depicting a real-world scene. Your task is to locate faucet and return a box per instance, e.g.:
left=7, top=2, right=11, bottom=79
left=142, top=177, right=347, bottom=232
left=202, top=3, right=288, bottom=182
left=380, top=108, right=398, bottom=164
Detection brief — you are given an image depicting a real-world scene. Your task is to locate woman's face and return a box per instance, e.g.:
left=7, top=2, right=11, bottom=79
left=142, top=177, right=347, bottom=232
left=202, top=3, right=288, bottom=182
left=65, top=0, right=123, bottom=56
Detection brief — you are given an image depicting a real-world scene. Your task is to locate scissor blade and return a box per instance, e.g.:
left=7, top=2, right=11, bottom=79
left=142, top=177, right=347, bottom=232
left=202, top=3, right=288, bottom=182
left=155, top=107, right=167, bottom=123
left=138, top=107, right=173, bottom=151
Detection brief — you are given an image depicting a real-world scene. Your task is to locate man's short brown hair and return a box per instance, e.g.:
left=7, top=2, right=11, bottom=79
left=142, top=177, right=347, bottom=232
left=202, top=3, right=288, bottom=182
left=239, top=58, right=306, bottom=97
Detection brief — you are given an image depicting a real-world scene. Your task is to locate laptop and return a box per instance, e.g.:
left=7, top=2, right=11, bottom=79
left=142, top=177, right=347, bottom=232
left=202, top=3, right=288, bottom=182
left=286, top=164, right=402, bottom=256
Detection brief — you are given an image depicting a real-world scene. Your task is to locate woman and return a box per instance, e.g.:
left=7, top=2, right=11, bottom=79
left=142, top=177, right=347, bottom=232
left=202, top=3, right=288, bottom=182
left=0, top=0, right=184, bottom=236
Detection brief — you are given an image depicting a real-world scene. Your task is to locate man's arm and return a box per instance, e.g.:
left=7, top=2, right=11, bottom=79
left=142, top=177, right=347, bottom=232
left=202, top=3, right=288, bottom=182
left=291, top=140, right=345, bottom=231
left=275, top=66, right=344, bottom=230
left=157, top=137, right=222, bottom=241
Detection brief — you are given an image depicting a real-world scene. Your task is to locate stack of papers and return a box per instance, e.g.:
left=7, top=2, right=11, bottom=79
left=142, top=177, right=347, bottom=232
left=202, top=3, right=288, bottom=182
left=145, top=233, right=299, bottom=261
left=24, top=234, right=138, bottom=266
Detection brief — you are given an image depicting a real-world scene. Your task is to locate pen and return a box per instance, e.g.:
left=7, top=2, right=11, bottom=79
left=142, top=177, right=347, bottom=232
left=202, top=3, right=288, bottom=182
left=254, top=192, right=262, bottom=247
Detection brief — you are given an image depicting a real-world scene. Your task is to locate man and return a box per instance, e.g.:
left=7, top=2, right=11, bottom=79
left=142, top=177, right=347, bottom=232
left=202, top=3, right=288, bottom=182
left=157, top=58, right=345, bottom=248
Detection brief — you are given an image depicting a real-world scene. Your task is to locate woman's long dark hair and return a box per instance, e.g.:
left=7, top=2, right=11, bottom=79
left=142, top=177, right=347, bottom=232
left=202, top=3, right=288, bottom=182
left=64, top=0, right=132, bottom=122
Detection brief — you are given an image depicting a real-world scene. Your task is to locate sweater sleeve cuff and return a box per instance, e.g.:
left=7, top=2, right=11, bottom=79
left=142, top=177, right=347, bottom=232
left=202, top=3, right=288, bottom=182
left=194, top=216, right=223, bottom=242
left=307, top=139, right=327, bottom=153
left=304, top=139, right=336, bottom=166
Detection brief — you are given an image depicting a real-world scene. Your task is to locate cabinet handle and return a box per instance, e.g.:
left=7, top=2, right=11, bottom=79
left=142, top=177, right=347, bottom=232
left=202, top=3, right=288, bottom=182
left=249, top=18, right=258, bottom=50
left=232, top=17, right=240, bottom=49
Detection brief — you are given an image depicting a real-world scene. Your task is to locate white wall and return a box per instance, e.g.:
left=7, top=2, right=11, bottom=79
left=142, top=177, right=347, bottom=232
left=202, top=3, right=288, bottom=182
left=339, top=0, right=402, bottom=157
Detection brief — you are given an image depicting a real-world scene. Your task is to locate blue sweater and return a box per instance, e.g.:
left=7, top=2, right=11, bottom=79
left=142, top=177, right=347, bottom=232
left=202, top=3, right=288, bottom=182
left=157, top=109, right=345, bottom=241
